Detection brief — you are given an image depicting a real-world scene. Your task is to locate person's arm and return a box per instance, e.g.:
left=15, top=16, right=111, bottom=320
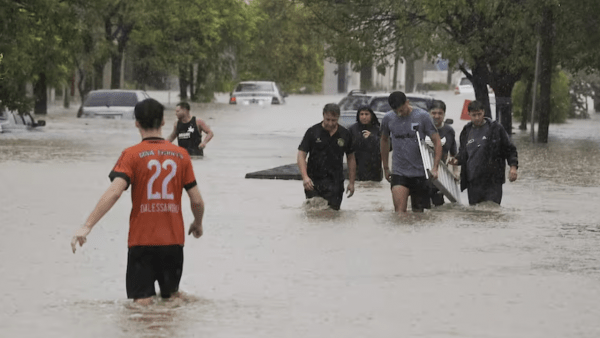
left=186, top=186, right=205, bottom=238
left=429, top=132, right=442, bottom=180
left=346, top=152, right=356, bottom=197
left=197, top=118, right=214, bottom=149
left=167, top=121, right=178, bottom=143
left=498, top=125, right=519, bottom=182
left=297, top=150, right=313, bottom=191
left=71, top=178, right=128, bottom=253
left=380, top=134, right=391, bottom=182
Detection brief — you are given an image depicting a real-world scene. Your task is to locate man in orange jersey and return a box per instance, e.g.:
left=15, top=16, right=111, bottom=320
left=71, top=98, right=205, bottom=306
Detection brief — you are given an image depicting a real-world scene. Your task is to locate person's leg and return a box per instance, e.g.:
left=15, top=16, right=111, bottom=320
left=390, top=175, right=410, bottom=213
left=126, top=247, right=157, bottom=305
left=427, top=181, right=444, bottom=207
left=409, top=177, right=432, bottom=212
left=482, top=183, right=503, bottom=205
left=467, top=182, right=490, bottom=205
left=155, top=245, right=184, bottom=299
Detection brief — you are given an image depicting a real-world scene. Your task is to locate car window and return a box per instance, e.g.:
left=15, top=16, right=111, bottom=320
left=339, top=96, right=369, bottom=111
left=460, top=78, right=472, bottom=86
left=235, top=83, right=273, bottom=92
left=370, top=97, right=391, bottom=113
left=407, top=97, right=431, bottom=111
left=84, top=92, right=138, bottom=107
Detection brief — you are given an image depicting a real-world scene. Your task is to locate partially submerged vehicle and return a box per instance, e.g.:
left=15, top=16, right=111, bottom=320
left=0, top=109, right=45, bottom=133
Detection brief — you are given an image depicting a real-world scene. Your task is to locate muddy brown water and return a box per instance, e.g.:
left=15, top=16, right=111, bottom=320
left=1, top=92, right=599, bottom=337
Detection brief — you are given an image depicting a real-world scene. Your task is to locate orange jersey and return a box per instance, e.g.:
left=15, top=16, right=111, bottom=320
left=109, top=138, right=197, bottom=247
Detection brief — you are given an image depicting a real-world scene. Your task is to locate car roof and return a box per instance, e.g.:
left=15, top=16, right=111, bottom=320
left=88, top=89, right=146, bottom=94
left=238, top=81, right=275, bottom=84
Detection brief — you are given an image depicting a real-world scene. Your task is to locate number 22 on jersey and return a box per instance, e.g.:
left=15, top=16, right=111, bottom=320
left=147, top=159, right=177, bottom=200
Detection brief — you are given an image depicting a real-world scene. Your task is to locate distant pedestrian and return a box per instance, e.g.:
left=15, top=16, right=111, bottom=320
left=380, top=91, right=442, bottom=213
left=71, top=98, right=205, bottom=306
left=449, top=100, right=518, bottom=205
left=348, top=106, right=382, bottom=181
left=168, top=101, right=214, bottom=156
left=427, top=100, right=457, bottom=206
left=297, top=103, right=356, bottom=210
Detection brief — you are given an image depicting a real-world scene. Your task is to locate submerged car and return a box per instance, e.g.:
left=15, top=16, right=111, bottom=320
left=229, top=81, right=287, bottom=105
left=337, top=90, right=435, bottom=128
left=0, top=109, right=45, bottom=132
left=77, top=90, right=150, bottom=119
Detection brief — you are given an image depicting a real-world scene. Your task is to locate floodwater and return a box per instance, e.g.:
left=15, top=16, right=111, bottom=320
left=1, top=91, right=599, bottom=338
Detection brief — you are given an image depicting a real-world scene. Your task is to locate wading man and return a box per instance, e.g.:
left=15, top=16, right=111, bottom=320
left=297, top=103, right=356, bottom=210
left=380, top=91, right=442, bottom=213
left=71, top=98, right=205, bottom=305
left=168, top=101, right=214, bottom=156
left=449, top=100, right=518, bottom=205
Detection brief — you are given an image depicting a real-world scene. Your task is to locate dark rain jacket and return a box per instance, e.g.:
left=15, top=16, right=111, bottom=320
left=456, top=118, right=518, bottom=191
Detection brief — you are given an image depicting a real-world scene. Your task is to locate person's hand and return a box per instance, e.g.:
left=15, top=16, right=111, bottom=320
left=188, top=220, right=203, bottom=238
left=71, top=226, right=92, bottom=253
left=430, top=167, right=439, bottom=180
left=346, top=182, right=355, bottom=198
left=509, top=166, right=518, bottom=182
left=384, top=167, right=391, bottom=182
left=362, top=130, right=371, bottom=138
left=199, top=143, right=206, bottom=149
left=303, top=177, right=314, bottom=191
left=448, top=158, right=458, bottom=166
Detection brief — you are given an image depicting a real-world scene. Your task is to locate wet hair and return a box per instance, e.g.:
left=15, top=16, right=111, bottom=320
left=467, top=100, right=485, bottom=112
left=356, top=105, right=380, bottom=126
left=430, top=100, right=446, bottom=112
left=176, top=101, right=190, bottom=111
left=388, top=91, right=407, bottom=110
left=135, top=98, right=164, bottom=130
left=323, top=103, right=340, bottom=117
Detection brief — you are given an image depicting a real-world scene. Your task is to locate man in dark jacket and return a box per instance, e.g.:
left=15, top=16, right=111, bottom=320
left=449, top=100, right=518, bottom=205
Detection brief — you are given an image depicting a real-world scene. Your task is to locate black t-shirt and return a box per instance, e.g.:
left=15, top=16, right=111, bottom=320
left=176, top=116, right=203, bottom=155
left=348, top=122, right=382, bottom=181
left=466, top=122, right=490, bottom=181
left=437, top=124, right=457, bottom=162
left=298, top=123, right=353, bottom=181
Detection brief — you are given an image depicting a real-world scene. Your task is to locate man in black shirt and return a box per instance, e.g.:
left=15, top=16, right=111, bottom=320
left=297, top=103, right=356, bottom=210
left=450, top=100, right=518, bottom=205
left=167, top=102, right=214, bottom=156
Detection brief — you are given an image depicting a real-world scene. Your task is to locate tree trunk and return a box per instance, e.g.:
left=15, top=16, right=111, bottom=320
left=63, top=84, right=70, bottom=109
left=404, top=58, right=415, bottom=93
left=392, top=53, right=399, bottom=90
left=360, top=64, right=373, bottom=91
left=447, top=62, right=453, bottom=85
left=519, top=79, right=532, bottom=130
left=490, top=71, right=520, bottom=134
left=337, top=63, right=347, bottom=93
left=179, top=65, right=188, bottom=100
left=469, top=61, right=492, bottom=118
left=111, top=50, right=123, bottom=89
left=33, top=72, right=47, bottom=115
left=537, top=6, right=554, bottom=143
left=189, top=64, right=196, bottom=101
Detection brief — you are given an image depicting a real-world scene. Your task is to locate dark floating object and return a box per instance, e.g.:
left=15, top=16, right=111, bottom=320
left=245, top=163, right=349, bottom=180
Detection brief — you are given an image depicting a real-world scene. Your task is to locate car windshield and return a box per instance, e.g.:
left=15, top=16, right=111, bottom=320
left=460, top=78, right=472, bottom=86
left=407, top=97, right=431, bottom=111
left=370, top=97, right=391, bottom=113
left=236, top=83, right=273, bottom=92
left=84, top=92, right=138, bottom=107
left=339, top=96, right=370, bottom=111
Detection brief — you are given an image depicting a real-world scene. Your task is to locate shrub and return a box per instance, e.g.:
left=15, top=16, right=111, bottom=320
left=512, top=69, right=571, bottom=123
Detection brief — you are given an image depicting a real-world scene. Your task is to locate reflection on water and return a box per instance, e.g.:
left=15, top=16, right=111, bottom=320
left=2, top=96, right=600, bottom=337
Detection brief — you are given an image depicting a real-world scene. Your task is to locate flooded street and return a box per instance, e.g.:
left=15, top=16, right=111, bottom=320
left=1, top=91, right=600, bottom=337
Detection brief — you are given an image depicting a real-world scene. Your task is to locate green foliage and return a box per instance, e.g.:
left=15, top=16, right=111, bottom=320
left=512, top=69, right=571, bottom=124
left=236, top=0, right=324, bottom=93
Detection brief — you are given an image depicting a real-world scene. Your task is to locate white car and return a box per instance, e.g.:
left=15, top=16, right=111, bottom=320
left=77, top=90, right=150, bottom=119
left=229, top=81, right=287, bottom=105
left=454, top=77, right=494, bottom=95
left=0, top=109, right=45, bottom=132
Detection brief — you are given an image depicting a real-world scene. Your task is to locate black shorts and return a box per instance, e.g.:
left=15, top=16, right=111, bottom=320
left=126, top=245, right=184, bottom=299
left=390, top=175, right=431, bottom=211
left=305, top=177, right=344, bottom=210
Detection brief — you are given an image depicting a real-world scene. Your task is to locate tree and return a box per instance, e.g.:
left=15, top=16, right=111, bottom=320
left=237, top=0, right=324, bottom=93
